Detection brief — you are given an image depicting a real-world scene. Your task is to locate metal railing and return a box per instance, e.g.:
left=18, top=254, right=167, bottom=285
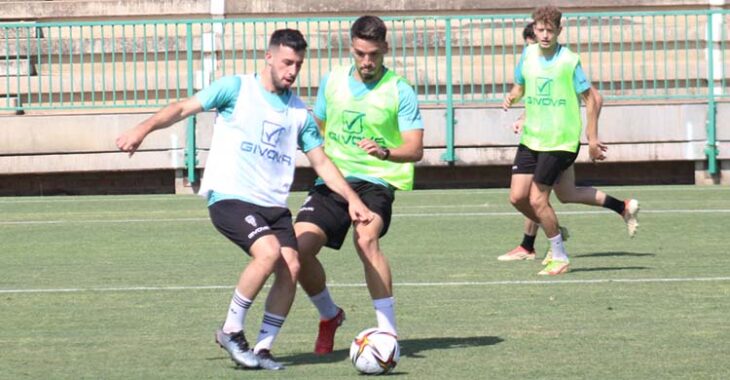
left=1, top=11, right=727, bottom=179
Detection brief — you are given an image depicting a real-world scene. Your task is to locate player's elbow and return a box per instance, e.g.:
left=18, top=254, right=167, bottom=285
left=412, top=146, right=424, bottom=161
left=593, top=93, right=604, bottom=109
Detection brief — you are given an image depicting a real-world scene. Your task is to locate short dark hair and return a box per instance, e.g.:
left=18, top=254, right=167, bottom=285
left=350, top=15, right=387, bottom=43
left=522, top=22, right=536, bottom=42
left=268, top=28, right=308, bottom=52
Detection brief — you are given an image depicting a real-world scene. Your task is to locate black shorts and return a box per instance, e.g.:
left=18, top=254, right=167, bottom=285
left=208, top=199, right=297, bottom=254
left=295, top=181, right=395, bottom=250
left=511, top=144, right=579, bottom=186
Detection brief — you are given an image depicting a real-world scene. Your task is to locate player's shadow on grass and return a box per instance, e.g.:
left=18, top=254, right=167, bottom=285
left=573, top=251, right=655, bottom=259
left=278, top=335, right=504, bottom=366
left=399, top=336, right=504, bottom=359
left=569, top=266, right=651, bottom=273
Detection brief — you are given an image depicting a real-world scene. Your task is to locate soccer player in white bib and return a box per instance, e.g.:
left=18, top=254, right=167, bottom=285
left=116, top=29, right=373, bottom=371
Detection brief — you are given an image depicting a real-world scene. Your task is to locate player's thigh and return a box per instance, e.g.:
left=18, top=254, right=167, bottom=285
left=510, top=174, right=533, bottom=203
left=294, top=221, right=328, bottom=257
left=529, top=180, right=553, bottom=208
left=351, top=181, right=394, bottom=238
left=295, top=185, right=352, bottom=250
left=553, top=164, right=577, bottom=198
left=510, top=144, right=537, bottom=202
left=209, top=199, right=281, bottom=254
left=250, top=207, right=296, bottom=263
left=533, top=151, right=577, bottom=186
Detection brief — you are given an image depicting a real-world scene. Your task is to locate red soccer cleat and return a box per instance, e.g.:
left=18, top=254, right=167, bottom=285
left=314, top=308, right=346, bottom=355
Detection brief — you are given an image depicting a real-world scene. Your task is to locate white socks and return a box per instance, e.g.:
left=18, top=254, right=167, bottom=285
left=311, top=289, right=397, bottom=335
left=222, top=289, right=287, bottom=354
left=254, top=312, right=286, bottom=353
left=373, top=297, right=397, bottom=335
left=549, top=233, right=568, bottom=261
left=309, top=288, right=340, bottom=320
left=222, top=289, right=252, bottom=334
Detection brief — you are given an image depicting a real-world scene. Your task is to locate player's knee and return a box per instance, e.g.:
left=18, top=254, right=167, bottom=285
left=509, top=193, right=528, bottom=207
left=529, top=197, right=549, bottom=212
left=355, top=233, right=379, bottom=255
left=295, top=230, right=326, bottom=257
left=252, top=249, right=281, bottom=272
left=281, top=257, right=300, bottom=282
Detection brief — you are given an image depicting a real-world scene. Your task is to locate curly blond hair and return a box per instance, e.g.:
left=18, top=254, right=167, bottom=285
left=532, top=6, right=562, bottom=29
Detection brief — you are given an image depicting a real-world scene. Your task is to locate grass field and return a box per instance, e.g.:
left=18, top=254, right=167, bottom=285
left=1, top=185, right=729, bottom=379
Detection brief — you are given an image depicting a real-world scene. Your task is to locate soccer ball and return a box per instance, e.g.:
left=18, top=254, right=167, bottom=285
left=349, top=328, right=400, bottom=375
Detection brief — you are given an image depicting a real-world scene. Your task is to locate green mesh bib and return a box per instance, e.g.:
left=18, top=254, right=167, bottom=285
left=323, top=66, right=415, bottom=190
left=521, top=44, right=582, bottom=152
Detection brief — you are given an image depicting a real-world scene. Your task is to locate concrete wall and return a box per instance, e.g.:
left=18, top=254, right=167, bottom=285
left=1, top=102, right=727, bottom=188
left=419, top=102, right=718, bottom=166
left=0, top=111, right=213, bottom=174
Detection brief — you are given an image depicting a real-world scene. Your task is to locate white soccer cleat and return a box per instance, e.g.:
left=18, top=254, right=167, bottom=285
left=255, top=349, right=285, bottom=370
left=622, top=199, right=640, bottom=238
left=498, top=246, right=536, bottom=261
left=215, top=329, right=259, bottom=368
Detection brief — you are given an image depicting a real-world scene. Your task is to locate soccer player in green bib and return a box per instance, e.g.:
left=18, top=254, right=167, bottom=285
left=503, top=6, right=604, bottom=275
left=294, top=15, right=424, bottom=354
left=499, top=21, right=640, bottom=263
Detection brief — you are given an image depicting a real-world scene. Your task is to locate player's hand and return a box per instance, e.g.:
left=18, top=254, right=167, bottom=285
left=116, top=126, right=147, bottom=157
left=589, top=141, right=608, bottom=162
left=357, top=138, right=387, bottom=159
left=348, top=200, right=375, bottom=225
left=511, top=118, right=524, bottom=134
left=502, top=94, right=516, bottom=111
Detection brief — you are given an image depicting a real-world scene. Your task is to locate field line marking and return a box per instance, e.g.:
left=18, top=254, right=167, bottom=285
left=1, top=185, right=728, bottom=204
left=393, top=209, right=730, bottom=217
left=3, top=209, right=730, bottom=225
left=3, top=276, right=730, bottom=294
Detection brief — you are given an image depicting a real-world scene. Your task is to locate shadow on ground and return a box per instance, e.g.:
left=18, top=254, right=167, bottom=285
left=570, top=266, right=651, bottom=273
left=573, top=251, right=656, bottom=259
left=278, top=335, right=504, bottom=367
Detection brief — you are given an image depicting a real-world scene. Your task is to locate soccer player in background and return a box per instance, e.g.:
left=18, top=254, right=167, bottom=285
left=116, top=29, right=373, bottom=370
left=294, top=15, right=424, bottom=354
left=503, top=6, right=621, bottom=275
left=499, top=21, right=640, bottom=264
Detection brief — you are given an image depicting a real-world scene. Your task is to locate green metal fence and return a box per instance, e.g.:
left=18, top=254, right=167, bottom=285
left=1, top=11, right=727, bottom=179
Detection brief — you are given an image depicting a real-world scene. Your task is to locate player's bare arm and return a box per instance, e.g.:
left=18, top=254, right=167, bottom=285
left=581, top=88, right=607, bottom=161
left=502, top=84, right=524, bottom=111
left=590, top=87, right=604, bottom=118
left=512, top=113, right=526, bottom=134
left=357, top=129, right=424, bottom=163
left=305, top=146, right=375, bottom=224
left=116, top=97, right=203, bottom=156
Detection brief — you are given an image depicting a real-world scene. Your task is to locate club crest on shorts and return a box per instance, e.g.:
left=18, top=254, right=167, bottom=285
left=244, top=215, right=257, bottom=227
